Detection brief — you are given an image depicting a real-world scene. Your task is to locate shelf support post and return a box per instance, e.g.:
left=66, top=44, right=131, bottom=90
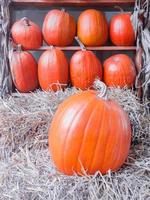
left=0, top=0, right=13, bottom=98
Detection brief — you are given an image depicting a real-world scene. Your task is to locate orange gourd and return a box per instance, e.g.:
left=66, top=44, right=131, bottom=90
left=110, top=12, right=135, bottom=46
left=49, top=81, right=131, bottom=175
left=11, top=17, right=43, bottom=50
left=70, top=46, right=102, bottom=90
left=103, top=54, right=136, bottom=88
left=38, top=48, right=69, bottom=91
left=10, top=49, right=38, bottom=92
left=77, top=9, right=108, bottom=46
left=42, top=9, right=76, bottom=46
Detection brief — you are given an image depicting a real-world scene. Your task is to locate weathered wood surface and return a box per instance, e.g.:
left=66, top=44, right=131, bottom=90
left=0, top=0, right=13, bottom=98
left=11, top=0, right=135, bottom=7
left=29, top=46, right=137, bottom=51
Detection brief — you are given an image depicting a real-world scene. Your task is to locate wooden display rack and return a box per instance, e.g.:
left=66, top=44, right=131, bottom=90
left=11, top=0, right=135, bottom=7
left=0, top=0, right=138, bottom=97
left=10, top=0, right=136, bottom=52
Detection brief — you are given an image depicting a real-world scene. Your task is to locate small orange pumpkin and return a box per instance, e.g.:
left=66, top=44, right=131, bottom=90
left=110, top=13, right=135, bottom=46
left=103, top=54, right=136, bottom=88
left=10, top=48, right=38, bottom=93
left=11, top=17, right=43, bottom=50
left=42, top=9, right=76, bottom=46
left=77, top=9, right=108, bottom=46
left=49, top=81, right=131, bottom=175
left=70, top=49, right=102, bottom=90
left=38, top=48, right=69, bottom=91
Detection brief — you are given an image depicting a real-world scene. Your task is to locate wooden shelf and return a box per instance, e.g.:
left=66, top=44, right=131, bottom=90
left=29, top=46, right=136, bottom=51
left=11, top=0, right=135, bottom=7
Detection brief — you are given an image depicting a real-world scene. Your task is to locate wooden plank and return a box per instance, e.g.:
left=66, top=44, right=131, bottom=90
left=11, top=0, right=135, bottom=7
left=30, top=46, right=136, bottom=51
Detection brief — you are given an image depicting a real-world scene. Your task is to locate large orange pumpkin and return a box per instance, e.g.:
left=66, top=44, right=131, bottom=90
left=11, top=17, right=43, bottom=50
left=38, top=48, right=69, bottom=91
left=10, top=50, right=38, bottom=93
left=49, top=83, right=131, bottom=175
left=103, top=54, right=136, bottom=88
left=42, top=9, right=76, bottom=46
left=77, top=9, right=108, bottom=46
left=110, top=13, right=135, bottom=46
left=70, top=50, right=102, bottom=90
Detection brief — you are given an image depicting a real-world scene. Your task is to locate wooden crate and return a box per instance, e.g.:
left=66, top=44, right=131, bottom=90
left=2, top=0, right=144, bottom=97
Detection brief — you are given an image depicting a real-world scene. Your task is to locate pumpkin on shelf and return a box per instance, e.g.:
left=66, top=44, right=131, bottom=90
left=11, top=17, right=43, bottom=50
left=77, top=9, right=108, bottom=46
left=49, top=81, right=131, bottom=175
left=38, top=47, right=69, bottom=91
left=110, top=8, right=135, bottom=46
left=42, top=9, right=76, bottom=46
left=70, top=37, right=102, bottom=90
left=10, top=46, right=38, bottom=93
left=103, top=54, right=136, bottom=88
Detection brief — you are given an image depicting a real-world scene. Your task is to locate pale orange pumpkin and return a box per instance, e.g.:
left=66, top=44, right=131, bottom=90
left=49, top=82, right=131, bottom=175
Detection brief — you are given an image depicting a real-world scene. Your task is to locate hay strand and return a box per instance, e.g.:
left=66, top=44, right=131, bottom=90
left=0, top=85, right=149, bottom=199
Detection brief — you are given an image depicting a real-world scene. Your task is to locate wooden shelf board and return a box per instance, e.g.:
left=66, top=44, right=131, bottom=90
left=11, top=0, right=135, bottom=7
left=29, top=46, right=136, bottom=51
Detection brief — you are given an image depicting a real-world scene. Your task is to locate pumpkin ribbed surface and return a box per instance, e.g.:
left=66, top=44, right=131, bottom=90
left=38, top=48, right=69, bottom=91
left=70, top=50, right=102, bottom=90
left=103, top=54, right=136, bottom=88
left=11, top=51, right=38, bottom=93
left=77, top=9, right=108, bottom=46
left=42, top=9, right=76, bottom=46
left=49, top=90, right=131, bottom=175
left=110, top=13, right=135, bottom=46
left=11, top=18, right=43, bottom=50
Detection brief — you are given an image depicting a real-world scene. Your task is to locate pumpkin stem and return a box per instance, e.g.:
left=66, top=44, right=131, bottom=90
left=94, top=79, right=108, bottom=100
left=16, top=44, right=22, bottom=52
left=75, top=36, right=86, bottom=51
left=50, top=45, right=54, bottom=50
left=114, top=6, right=124, bottom=12
left=61, top=8, right=66, bottom=12
left=21, top=17, right=30, bottom=26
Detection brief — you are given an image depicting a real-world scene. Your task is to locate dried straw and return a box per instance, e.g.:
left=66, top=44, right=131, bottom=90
left=0, top=83, right=150, bottom=200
